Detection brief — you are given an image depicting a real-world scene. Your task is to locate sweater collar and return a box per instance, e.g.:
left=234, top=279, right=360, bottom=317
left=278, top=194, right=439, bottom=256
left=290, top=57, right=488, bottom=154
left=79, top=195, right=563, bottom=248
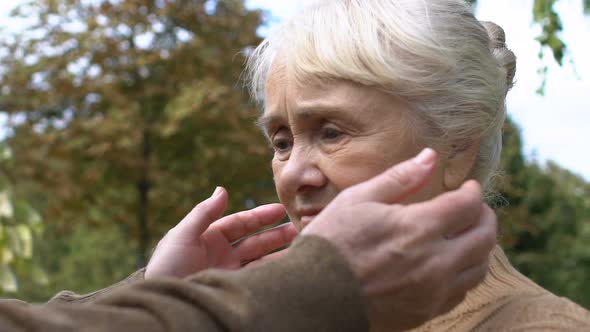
left=409, top=245, right=547, bottom=331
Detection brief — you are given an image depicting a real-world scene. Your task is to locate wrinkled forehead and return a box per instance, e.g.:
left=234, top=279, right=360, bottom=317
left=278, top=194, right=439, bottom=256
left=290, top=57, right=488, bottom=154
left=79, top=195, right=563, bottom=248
left=264, top=54, right=290, bottom=105
left=261, top=64, right=418, bottom=137
left=264, top=58, right=386, bottom=115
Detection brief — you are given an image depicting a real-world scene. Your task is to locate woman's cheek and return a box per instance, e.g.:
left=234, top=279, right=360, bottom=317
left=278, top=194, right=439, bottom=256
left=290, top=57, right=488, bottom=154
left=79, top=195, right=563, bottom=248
left=321, top=151, right=391, bottom=190
left=271, top=158, right=295, bottom=214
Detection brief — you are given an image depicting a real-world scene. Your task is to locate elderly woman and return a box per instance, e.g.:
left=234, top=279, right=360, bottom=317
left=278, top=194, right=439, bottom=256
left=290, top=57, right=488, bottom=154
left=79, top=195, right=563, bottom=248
left=245, top=0, right=590, bottom=331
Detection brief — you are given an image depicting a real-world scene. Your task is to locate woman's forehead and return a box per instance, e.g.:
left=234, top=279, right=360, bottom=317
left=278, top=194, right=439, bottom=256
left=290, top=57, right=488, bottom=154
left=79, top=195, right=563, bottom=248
left=262, top=78, right=410, bottom=134
left=265, top=68, right=394, bottom=112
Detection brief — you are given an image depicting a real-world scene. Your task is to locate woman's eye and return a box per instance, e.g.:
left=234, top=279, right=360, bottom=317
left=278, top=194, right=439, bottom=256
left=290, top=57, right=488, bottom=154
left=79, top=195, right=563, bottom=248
left=273, top=139, right=291, bottom=151
left=271, top=130, right=293, bottom=153
left=321, top=127, right=344, bottom=141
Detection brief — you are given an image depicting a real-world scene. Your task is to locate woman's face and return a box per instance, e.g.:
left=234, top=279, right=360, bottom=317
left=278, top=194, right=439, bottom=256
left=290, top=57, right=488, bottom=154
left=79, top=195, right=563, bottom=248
left=260, top=67, right=446, bottom=230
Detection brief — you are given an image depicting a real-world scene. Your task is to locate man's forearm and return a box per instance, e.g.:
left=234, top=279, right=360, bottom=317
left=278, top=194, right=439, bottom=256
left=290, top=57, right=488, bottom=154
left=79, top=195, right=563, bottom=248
left=0, top=236, right=369, bottom=332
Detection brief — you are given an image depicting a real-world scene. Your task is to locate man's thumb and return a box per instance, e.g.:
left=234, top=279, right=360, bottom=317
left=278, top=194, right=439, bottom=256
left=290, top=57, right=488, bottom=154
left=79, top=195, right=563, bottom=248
left=348, top=148, right=437, bottom=204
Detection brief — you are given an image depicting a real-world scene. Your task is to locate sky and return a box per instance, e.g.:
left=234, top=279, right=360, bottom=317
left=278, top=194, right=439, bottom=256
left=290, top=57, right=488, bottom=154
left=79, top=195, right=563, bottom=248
left=1, top=0, right=589, bottom=180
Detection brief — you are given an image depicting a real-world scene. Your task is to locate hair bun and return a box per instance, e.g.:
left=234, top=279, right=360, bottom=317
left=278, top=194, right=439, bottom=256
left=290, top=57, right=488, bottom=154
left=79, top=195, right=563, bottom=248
left=480, top=21, right=516, bottom=92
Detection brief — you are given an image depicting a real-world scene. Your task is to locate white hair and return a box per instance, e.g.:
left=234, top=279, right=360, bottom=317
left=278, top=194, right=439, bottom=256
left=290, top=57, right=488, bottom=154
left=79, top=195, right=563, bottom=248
left=245, top=0, right=516, bottom=198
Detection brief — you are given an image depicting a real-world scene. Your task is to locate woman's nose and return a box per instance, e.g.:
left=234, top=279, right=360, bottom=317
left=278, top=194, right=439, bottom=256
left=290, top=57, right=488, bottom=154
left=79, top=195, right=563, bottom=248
left=278, top=147, right=327, bottom=193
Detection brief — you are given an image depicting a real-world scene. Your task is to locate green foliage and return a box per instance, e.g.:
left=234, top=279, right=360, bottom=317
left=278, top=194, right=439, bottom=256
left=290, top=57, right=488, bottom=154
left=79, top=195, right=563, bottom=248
left=0, top=0, right=274, bottom=268
left=12, top=222, right=136, bottom=302
left=0, top=143, right=47, bottom=294
left=533, top=0, right=566, bottom=65
left=532, top=0, right=568, bottom=95
left=498, top=118, right=590, bottom=308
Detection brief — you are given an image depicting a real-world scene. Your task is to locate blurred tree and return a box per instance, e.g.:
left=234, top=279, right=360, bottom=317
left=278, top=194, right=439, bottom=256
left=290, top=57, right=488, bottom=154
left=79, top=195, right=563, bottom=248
left=0, top=143, right=47, bottom=294
left=465, top=0, right=590, bottom=305
left=498, top=118, right=590, bottom=308
left=0, top=0, right=274, bottom=268
left=12, top=222, right=136, bottom=302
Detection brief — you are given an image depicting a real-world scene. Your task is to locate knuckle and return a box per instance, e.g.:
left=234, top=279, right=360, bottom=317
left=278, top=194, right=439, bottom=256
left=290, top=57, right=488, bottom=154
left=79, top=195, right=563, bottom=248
left=386, top=166, right=412, bottom=187
left=474, top=221, right=497, bottom=251
left=428, top=254, right=450, bottom=283
left=386, top=244, right=407, bottom=263
left=420, top=216, right=439, bottom=236
left=453, top=184, right=483, bottom=209
left=391, top=211, right=412, bottom=235
left=400, top=214, right=437, bottom=244
left=245, top=210, right=261, bottom=229
left=456, top=193, right=480, bottom=212
left=424, top=256, right=446, bottom=278
left=463, top=180, right=483, bottom=197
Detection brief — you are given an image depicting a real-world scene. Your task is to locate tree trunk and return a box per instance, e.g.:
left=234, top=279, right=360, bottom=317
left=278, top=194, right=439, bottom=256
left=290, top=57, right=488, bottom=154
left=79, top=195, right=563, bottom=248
left=136, top=129, right=151, bottom=268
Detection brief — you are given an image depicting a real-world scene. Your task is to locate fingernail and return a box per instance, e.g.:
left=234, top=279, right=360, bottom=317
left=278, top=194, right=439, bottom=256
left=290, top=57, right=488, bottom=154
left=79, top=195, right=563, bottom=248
left=414, top=148, right=435, bottom=165
left=211, top=186, right=223, bottom=198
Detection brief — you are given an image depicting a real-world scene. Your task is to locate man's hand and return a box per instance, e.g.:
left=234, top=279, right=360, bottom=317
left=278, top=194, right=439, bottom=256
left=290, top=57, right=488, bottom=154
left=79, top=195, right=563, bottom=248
left=145, top=187, right=297, bottom=279
left=303, top=148, right=497, bottom=332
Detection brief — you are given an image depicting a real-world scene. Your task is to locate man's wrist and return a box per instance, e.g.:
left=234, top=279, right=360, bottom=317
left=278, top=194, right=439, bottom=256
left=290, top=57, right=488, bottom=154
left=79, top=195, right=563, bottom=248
left=232, top=235, right=370, bottom=332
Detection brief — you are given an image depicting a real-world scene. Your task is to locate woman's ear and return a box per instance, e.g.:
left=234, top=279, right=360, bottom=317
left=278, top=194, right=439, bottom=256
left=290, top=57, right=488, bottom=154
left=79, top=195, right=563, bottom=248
left=443, top=140, right=480, bottom=190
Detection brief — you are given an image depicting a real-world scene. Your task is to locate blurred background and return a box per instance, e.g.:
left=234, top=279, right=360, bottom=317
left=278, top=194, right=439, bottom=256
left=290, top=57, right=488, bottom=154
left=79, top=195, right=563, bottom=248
left=0, top=0, right=588, bottom=307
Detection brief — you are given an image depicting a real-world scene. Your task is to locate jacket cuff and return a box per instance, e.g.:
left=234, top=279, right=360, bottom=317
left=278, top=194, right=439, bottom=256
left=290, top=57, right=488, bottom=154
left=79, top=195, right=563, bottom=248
left=232, top=234, right=370, bottom=332
left=48, top=268, right=146, bottom=305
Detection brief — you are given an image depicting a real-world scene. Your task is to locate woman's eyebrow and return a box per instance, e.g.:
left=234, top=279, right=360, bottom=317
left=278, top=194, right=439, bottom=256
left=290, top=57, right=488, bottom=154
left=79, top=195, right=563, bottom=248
left=256, top=105, right=359, bottom=134
left=295, top=105, right=358, bottom=123
left=255, top=115, right=283, bottom=135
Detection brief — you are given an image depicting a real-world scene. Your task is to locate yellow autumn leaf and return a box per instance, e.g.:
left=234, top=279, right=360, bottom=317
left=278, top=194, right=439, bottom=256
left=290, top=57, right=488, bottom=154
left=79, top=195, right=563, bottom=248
left=0, top=265, right=18, bottom=293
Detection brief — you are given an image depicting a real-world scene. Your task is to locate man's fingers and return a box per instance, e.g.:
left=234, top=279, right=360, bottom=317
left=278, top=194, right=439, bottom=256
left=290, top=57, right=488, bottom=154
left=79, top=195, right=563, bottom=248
left=347, top=148, right=437, bottom=205
left=211, top=204, right=287, bottom=243
left=449, top=204, right=497, bottom=272
left=173, top=187, right=229, bottom=240
left=438, top=259, right=489, bottom=316
left=412, top=180, right=484, bottom=238
left=448, top=259, right=489, bottom=296
left=233, top=223, right=297, bottom=263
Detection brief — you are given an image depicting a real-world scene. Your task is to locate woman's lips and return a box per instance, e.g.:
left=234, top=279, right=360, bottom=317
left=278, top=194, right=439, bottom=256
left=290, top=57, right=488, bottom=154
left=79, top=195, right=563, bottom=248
left=296, top=207, right=324, bottom=228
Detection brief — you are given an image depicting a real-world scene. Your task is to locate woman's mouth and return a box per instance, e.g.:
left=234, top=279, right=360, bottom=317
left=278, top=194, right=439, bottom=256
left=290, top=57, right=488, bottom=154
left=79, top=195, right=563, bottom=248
left=297, top=208, right=324, bottom=228
left=300, top=214, right=318, bottom=227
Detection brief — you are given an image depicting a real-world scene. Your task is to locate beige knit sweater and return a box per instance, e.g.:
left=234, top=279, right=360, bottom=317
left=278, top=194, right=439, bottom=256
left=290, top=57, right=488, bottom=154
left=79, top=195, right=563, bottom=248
left=410, top=246, right=590, bottom=331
